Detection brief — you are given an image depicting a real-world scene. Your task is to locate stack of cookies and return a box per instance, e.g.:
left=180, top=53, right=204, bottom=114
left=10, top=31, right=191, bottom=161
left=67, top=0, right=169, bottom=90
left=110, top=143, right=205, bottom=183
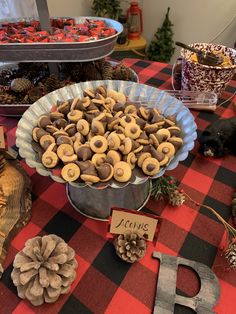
left=32, top=85, right=183, bottom=185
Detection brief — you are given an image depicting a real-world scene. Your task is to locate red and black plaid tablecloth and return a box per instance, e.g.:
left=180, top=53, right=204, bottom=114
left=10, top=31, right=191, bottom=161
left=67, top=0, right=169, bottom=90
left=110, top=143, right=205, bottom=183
left=0, top=58, right=236, bottom=314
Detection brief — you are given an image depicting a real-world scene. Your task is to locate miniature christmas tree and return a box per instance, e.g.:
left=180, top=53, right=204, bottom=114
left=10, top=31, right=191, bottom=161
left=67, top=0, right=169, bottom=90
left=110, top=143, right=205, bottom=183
left=92, top=0, right=122, bottom=20
left=147, top=7, right=175, bottom=63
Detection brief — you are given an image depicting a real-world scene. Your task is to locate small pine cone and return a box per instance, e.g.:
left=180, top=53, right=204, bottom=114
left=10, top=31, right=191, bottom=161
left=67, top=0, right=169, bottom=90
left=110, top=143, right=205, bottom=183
left=112, top=64, right=129, bottom=81
left=168, top=190, right=185, bottom=206
left=101, top=61, right=113, bottom=80
left=11, top=234, right=78, bottom=306
left=225, top=240, right=236, bottom=269
left=112, top=63, right=134, bottom=81
left=0, top=92, right=16, bottom=104
left=28, top=87, right=43, bottom=103
left=114, top=232, right=147, bottom=263
left=11, top=78, right=32, bottom=93
left=44, top=75, right=61, bottom=93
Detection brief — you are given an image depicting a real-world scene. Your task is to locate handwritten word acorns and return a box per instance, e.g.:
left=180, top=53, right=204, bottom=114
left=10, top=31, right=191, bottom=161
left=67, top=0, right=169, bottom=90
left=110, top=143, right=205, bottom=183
left=32, top=86, right=183, bottom=184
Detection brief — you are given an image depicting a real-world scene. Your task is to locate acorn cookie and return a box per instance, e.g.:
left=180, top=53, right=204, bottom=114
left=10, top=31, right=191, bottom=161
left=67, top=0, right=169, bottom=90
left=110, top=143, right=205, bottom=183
left=113, top=161, right=132, bottom=182
left=141, top=157, right=160, bottom=176
left=157, top=142, right=175, bottom=159
left=61, top=163, right=80, bottom=182
left=42, top=150, right=59, bottom=168
left=90, top=135, right=108, bottom=153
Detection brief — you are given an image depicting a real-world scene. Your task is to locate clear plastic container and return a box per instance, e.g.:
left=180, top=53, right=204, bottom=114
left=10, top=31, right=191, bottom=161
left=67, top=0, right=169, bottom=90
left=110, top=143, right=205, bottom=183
left=164, top=90, right=218, bottom=111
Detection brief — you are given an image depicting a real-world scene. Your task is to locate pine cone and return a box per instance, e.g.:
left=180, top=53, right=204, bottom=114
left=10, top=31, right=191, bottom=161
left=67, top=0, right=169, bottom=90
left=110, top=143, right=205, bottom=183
left=11, top=78, right=32, bottom=93
left=168, top=190, right=185, bottom=206
left=114, top=232, right=147, bottom=263
left=28, top=87, right=43, bottom=103
left=112, top=63, right=133, bottom=81
left=225, top=240, right=236, bottom=269
left=11, top=234, right=78, bottom=306
left=18, top=94, right=30, bottom=104
left=44, top=75, right=61, bottom=93
left=0, top=92, right=16, bottom=104
left=232, top=192, right=236, bottom=226
left=101, top=61, right=113, bottom=80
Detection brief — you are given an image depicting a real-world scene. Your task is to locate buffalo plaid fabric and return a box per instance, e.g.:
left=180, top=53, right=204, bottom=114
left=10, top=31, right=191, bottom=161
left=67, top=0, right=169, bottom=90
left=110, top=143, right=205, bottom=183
left=0, top=58, right=236, bottom=314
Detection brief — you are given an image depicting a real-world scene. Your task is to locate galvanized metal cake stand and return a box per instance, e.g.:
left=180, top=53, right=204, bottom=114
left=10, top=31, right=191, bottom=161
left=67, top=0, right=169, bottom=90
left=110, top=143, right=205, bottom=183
left=66, top=180, right=152, bottom=221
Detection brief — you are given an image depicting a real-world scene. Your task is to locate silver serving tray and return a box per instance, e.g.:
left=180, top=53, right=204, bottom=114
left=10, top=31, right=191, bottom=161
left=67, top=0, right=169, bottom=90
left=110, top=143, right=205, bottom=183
left=0, top=17, right=123, bottom=62
left=0, top=61, right=138, bottom=117
left=16, top=80, right=197, bottom=189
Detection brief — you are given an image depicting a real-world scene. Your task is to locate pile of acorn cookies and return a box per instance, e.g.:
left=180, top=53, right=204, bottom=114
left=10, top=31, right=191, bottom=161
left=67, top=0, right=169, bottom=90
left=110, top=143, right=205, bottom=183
left=32, top=85, right=183, bottom=184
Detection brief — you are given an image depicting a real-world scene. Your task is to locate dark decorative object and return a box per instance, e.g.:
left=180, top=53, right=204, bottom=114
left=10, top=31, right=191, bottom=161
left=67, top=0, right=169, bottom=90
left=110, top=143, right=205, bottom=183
left=147, top=7, right=175, bottom=62
left=199, top=117, right=236, bottom=157
left=92, top=0, right=122, bottom=20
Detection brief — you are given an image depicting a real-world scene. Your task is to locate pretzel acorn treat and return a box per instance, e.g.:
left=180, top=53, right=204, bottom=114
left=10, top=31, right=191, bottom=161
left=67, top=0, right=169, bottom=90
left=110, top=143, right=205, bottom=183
left=32, top=85, right=183, bottom=184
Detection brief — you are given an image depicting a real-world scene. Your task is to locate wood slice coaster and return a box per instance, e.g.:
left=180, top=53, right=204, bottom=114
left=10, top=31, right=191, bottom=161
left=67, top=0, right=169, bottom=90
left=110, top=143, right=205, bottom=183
left=0, top=160, right=32, bottom=277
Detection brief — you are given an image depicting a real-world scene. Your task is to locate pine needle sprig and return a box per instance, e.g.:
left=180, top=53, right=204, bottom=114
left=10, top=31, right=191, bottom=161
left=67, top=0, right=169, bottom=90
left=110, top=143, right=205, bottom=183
left=151, top=175, right=177, bottom=200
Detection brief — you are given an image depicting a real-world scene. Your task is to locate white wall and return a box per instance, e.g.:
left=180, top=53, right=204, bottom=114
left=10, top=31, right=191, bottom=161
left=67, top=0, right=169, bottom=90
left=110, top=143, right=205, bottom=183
left=47, top=0, right=92, bottom=17
left=46, top=0, right=236, bottom=63
left=143, top=0, right=236, bottom=63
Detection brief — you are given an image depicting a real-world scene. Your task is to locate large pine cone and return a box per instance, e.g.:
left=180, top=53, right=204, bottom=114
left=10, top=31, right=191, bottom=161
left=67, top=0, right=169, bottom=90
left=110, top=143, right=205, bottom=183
left=11, top=234, right=78, bottom=306
left=11, top=78, right=32, bottom=93
left=0, top=92, right=16, bottom=104
left=44, top=75, right=61, bottom=93
left=114, top=232, right=147, bottom=263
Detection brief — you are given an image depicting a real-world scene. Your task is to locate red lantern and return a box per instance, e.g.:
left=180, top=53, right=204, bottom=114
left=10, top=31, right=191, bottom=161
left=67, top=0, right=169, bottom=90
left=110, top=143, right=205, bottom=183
left=126, top=1, right=143, bottom=40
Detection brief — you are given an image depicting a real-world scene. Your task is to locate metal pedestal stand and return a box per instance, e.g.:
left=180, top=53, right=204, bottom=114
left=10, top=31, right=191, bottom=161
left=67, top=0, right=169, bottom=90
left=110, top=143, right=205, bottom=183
left=66, top=180, right=152, bottom=221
